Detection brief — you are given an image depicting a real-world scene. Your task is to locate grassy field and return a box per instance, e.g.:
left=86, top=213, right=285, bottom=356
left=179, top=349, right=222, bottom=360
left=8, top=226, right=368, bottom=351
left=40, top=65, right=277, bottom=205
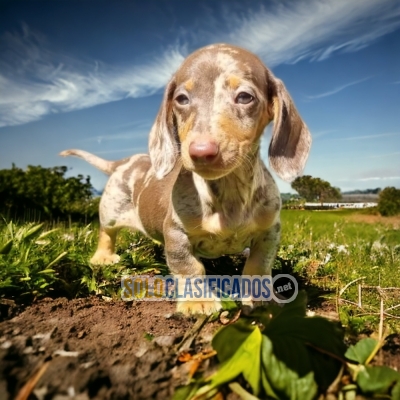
left=1, top=209, right=399, bottom=332
left=280, top=209, right=400, bottom=332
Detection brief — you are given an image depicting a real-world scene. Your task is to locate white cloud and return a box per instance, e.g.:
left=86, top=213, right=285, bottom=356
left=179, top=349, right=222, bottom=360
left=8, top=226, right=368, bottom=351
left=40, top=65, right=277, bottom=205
left=369, top=152, right=400, bottom=159
left=357, top=176, right=400, bottom=182
left=219, top=0, right=400, bottom=67
left=1, top=0, right=400, bottom=128
left=95, top=147, right=147, bottom=155
left=311, top=130, right=337, bottom=139
left=340, top=132, right=399, bottom=141
left=0, top=25, right=185, bottom=128
left=306, top=77, right=372, bottom=100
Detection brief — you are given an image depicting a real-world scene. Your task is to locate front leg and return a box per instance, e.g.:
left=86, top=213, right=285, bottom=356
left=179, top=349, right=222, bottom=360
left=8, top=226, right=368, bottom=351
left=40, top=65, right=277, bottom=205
left=164, top=225, right=222, bottom=315
left=242, top=221, right=281, bottom=305
left=90, top=227, right=121, bottom=265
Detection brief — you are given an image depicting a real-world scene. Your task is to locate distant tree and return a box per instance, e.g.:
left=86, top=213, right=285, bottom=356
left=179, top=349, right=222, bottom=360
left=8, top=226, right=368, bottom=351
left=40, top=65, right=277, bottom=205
left=291, top=175, right=341, bottom=205
left=377, top=187, right=400, bottom=216
left=0, top=164, right=97, bottom=221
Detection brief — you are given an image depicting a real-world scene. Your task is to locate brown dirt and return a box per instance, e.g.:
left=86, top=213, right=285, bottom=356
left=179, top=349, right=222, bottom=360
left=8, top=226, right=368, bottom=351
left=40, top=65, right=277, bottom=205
left=346, top=213, right=400, bottom=228
left=1, top=296, right=400, bottom=400
left=0, top=297, right=218, bottom=400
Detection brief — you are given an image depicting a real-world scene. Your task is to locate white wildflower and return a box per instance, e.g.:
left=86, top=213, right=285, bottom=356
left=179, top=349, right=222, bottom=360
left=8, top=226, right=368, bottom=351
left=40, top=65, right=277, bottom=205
left=323, top=253, right=332, bottom=264
left=35, top=240, right=50, bottom=246
left=337, top=245, right=349, bottom=254
left=62, top=233, right=75, bottom=241
left=371, top=241, right=387, bottom=252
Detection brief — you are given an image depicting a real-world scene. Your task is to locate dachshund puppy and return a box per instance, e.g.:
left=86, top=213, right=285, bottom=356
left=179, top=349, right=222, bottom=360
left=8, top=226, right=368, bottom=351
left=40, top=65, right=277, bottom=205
left=60, top=43, right=311, bottom=314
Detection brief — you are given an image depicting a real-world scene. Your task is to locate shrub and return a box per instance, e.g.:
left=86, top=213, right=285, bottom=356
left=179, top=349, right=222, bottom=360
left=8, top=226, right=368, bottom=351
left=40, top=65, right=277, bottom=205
left=378, top=187, right=400, bottom=216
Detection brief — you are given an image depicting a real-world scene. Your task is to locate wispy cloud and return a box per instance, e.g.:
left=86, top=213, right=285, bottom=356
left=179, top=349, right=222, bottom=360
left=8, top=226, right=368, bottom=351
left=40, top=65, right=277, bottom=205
left=312, top=129, right=337, bottom=139
left=306, top=77, right=372, bottom=100
left=0, top=24, right=185, bottom=128
left=357, top=176, right=400, bottom=182
left=1, top=0, right=399, bottom=128
left=340, top=132, right=399, bottom=141
left=80, top=120, right=152, bottom=143
left=369, top=152, right=400, bottom=158
left=215, top=0, right=400, bottom=66
left=95, top=147, right=147, bottom=155
left=337, top=176, right=400, bottom=182
left=81, top=131, right=149, bottom=144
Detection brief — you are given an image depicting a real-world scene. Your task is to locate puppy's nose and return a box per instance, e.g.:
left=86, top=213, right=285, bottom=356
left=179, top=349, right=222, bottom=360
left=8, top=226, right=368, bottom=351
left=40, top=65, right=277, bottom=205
left=189, top=140, right=219, bottom=163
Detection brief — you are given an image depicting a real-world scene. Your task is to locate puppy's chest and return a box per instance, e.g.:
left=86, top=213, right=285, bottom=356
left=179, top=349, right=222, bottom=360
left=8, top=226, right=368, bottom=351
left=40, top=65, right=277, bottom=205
left=188, top=212, right=256, bottom=258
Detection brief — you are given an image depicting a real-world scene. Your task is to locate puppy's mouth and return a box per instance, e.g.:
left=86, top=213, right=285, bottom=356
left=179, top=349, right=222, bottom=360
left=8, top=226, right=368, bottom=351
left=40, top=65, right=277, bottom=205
left=182, top=154, right=238, bottom=180
left=191, top=166, right=231, bottom=180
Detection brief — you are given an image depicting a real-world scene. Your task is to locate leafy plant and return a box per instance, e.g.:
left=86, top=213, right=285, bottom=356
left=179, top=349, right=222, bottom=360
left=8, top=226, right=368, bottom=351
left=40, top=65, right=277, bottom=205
left=0, top=221, right=67, bottom=297
left=378, top=187, right=400, bottom=216
left=0, top=164, right=98, bottom=222
left=346, top=338, right=400, bottom=396
left=174, top=292, right=346, bottom=399
left=291, top=175, right=341, bottom=204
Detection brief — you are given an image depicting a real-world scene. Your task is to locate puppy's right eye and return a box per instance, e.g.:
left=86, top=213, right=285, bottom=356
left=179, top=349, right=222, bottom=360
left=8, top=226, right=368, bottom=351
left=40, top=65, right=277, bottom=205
left=175, top=94, right=189, bottom=105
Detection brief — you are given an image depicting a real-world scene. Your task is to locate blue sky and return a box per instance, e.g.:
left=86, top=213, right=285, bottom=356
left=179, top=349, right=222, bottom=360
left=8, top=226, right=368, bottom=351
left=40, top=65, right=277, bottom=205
left=0, top=0, right=399, bottom=194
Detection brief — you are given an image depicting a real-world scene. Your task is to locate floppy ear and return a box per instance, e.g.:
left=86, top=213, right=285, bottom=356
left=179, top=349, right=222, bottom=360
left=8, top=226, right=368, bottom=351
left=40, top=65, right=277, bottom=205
left=267, top=71, right=311, bottom=182
left=148, top=78, right=178, bottom=179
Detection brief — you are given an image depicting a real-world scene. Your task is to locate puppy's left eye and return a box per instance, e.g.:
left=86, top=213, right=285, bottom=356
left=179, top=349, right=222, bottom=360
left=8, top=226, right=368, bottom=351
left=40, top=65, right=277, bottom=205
left=175, top=94, right=189, bottom=105
left=235, top=92, right=254, bottom=104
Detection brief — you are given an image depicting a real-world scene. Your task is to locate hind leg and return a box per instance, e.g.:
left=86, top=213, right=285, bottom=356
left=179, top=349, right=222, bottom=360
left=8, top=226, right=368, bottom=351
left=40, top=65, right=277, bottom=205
left=90, top=227, right=121, bottom=265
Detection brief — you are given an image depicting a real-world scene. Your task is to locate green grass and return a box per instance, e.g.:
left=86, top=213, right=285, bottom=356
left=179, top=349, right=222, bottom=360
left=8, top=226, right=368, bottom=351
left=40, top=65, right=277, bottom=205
left=281, top=209, right=400, bottom=246
left=1, top=210, right=399, bottom=333
left=0, top=220, right=167, bottom=301
left=279, top=209, right=400, bottom=332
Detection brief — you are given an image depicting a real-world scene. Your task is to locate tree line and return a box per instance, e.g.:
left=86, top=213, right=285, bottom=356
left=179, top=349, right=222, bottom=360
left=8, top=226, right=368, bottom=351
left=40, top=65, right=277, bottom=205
left=0, top=165, right=399, bottom=221
left=0, top=164, right=99, bottom=222
left=290, top=175, right=400, bottom=216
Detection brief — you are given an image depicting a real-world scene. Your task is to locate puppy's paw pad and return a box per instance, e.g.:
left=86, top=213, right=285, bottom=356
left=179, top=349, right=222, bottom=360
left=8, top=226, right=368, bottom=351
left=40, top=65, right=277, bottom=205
left=177, top=299, right=222, bottom=316
left=90, top=253, right=120, bottom=265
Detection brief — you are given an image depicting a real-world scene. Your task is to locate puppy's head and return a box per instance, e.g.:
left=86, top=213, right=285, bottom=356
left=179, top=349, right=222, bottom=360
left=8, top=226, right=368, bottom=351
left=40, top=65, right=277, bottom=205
left=149, top=44, right=311, bottom=181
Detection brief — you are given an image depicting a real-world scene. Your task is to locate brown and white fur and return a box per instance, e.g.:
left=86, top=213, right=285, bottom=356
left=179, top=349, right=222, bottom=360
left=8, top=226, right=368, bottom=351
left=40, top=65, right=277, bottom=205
left=60, top=44, right=311, bottom=314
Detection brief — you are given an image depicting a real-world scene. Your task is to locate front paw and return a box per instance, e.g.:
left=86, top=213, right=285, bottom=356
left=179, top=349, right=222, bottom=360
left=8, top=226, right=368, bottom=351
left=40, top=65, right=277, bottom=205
left=177, top=298, right=222, bottom=315
left=90, top=252, right=120, bottom=265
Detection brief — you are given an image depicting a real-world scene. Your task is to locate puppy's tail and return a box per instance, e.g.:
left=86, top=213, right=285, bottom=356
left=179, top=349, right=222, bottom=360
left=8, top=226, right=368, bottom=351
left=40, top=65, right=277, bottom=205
left=60, top=149, right=117, bottom=175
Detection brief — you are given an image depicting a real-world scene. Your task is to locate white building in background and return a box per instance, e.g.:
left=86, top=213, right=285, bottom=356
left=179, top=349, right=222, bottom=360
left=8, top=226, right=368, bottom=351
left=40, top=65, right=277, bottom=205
left=304, top=202, right=377, bottom=209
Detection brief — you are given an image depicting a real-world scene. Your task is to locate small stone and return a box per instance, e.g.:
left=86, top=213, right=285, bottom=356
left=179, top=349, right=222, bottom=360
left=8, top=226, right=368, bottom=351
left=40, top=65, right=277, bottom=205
left=77, top=331, right=86, bottom=339
left=1, top=340, right=12, bottom=349
left=23, top=346, right=33, bottom=354
left=154, top=335, right=176, bottom=347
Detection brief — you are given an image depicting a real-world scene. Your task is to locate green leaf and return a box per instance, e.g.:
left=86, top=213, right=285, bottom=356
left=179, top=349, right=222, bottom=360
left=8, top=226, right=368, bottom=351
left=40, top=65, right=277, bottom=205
left=212, top=318, right=256, bottom=363
left=345, top=338, right=378, bottom=365
left=206, top=326, right=262, bottom=396
left=357, top=365, right=400, bottom=395
left=38, top=269, right=56, bottom=274
left=37, top=228, right=59, bottom=239
left=22, top=223, right=44, bottom=241
left=46, top=251, right=68, bottom=269
left=258, top=294, right=345, bottom=391
left=221, top=295, right=239, bottom=311
left=250, top=291, right=308, bottom=328
left=261, top=335, right=317, bottom=400
left=0, top=239, right=13, bottom=255
left=391, top=379, right=400, bottom=400
left=172, top=382, right=203, bottom=400
left=228, top=382, right=260, bottom=400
